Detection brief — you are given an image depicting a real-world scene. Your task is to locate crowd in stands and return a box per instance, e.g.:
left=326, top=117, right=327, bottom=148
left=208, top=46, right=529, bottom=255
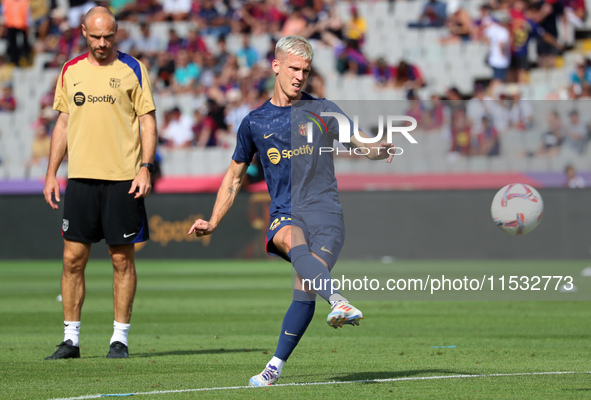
left=0, top=0, right=590, bottom=178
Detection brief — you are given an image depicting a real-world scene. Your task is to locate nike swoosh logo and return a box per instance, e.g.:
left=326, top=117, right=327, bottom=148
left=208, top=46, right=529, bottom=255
left=321, top=246, right=333, bottom=255
left=123, top=232, right=136, bottom=238
left=74, top=81, right=82, bottom=86
left=264, top=132, right=276, bottom=139
left=284, top=330, right=297, bottom=336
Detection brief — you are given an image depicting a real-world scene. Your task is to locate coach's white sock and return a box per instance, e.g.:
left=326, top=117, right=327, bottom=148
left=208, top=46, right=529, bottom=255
left=64, top=321, right=81, bottom=347
left=110, top=321, right=130, bottom=346
left=268, top=356, right=285, bottom=376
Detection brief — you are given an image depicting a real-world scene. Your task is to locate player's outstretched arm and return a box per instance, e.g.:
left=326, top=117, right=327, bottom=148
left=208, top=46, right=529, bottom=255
left=350, top=131, right=395, bottom=163
left=43, top=112, right=69, bottom=210
left=188, top=159, right=249, bottom=237
left=130, top=111, right=158, bottom=198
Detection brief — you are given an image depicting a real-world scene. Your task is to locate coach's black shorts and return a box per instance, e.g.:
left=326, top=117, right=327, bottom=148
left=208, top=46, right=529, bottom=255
left=62, top=179, right=149, bottom=245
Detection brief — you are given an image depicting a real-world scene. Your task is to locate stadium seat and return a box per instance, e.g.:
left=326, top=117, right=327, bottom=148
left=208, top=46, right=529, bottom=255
left=529, top=156, right=550, bottom=172
left=467, top=156, right=490, bottom=172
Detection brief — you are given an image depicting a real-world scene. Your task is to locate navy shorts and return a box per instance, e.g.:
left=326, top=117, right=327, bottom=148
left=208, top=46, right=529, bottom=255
left=266, top=211, right=345, bottom=270
left=62, top=179, right=149, bottom=245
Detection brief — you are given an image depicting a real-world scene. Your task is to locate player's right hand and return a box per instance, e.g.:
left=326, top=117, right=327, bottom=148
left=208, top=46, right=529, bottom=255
left=188, top=219, right=215, bottom=237
left=43, top=176, right=60, bottom=210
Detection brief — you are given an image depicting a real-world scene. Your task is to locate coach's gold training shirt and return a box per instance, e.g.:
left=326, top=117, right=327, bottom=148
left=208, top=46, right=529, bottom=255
left=54, top=52, right=156, bottom=181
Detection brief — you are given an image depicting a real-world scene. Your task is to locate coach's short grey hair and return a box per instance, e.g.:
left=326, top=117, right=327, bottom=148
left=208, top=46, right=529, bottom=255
left=275, top=35, right=314, bottom=61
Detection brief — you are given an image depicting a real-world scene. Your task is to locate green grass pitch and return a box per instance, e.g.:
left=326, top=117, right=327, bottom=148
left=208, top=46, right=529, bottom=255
left=1, top=260, right=590, bottom=400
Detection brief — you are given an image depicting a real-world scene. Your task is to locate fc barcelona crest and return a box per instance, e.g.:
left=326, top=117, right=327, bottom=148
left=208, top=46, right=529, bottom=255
left=298, top=123, right=307, bottom=136
left=109, top=78, right=121, bottom=89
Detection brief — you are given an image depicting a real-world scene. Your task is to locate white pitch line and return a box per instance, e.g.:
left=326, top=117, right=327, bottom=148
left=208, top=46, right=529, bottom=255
left=47, top=371, right=591, bottom=400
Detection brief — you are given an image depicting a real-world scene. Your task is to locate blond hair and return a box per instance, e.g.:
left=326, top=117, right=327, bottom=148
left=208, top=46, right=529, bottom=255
left=275, top=35, right=313, bottom=61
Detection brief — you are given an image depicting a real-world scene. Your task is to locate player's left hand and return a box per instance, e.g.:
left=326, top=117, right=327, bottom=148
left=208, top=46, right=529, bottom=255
left=129, top=169, right=152, bottom=198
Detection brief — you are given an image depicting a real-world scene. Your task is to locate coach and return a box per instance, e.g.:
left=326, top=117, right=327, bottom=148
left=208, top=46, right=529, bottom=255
left=43, top=6, right=157, bottom=360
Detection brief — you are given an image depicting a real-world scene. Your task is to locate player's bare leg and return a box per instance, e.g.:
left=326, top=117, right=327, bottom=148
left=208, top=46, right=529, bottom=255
left=45, top=240, right=90, bottom=359
left=107, top=244, right=136, bottom=358
left=62, top=240, right=91, bottom=322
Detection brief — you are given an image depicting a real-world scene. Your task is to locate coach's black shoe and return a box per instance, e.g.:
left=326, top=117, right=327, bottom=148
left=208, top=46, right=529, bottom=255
left=106, top=341, right=129, bottom=359
left=45, top=339, right=80, bottom=360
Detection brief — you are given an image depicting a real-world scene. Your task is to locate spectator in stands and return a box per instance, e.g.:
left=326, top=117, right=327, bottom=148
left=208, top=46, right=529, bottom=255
left=565, top=164, right=586, bottom=188
left=236, top=0, right=286, bottom=35
left=405, top=93, right=425, bottom=126
left=482, top=12, right=511, bottom=92
left=564, top=109, right=588, bottom=154
left=120, top=0, right=163, bottom=22
left=0, top=55, right=15, bottom=86
left=344, top=5, right=367, bottom=46
left=53, top=24, right=83, bottom=66
left=3, top=0, right=32, bottom=66
left=509, top=1, right=562, bottom=83
left=191, top=108, right=218, bottom=148
left=0, top=83, right=17, bottom=112
left=319, top=4, right=344, bottom=46
left=506, top=85, right=533, bottom=131
left=25, top=107, right=55, bottom=176
left=35, top=8, right=67, bottom=56
left=569, top=55, right=591, bottom=98
left=224, top=88, right=250, bottom=137
left=186, top=29, right=209, bottom=55
left=160, top=107, right=194, bottom=148
left=163, top=0, right=191, bottom=20
left=449, top=108, right=472, bottom=156
left=213, top=35, right=231, bottom=75
left=265, top=38, right=278, bottom=65
left=115, top=26, right=134, bottom=54
left=536, top=110, right=565, bottom=157
left=236, top=34, right=259, bottom=70
left=336, top=39, right=369, bottom=76
left=156, top=52, right=175, bottom=92
left=371, top=57, right=392, bottom=87
left=466, top=83, right=495, bottom=139
left=171, top=49, right=200, bottom=94
left=280, top=7, right=308, bottom=37
left=110, top=0, right=134, bottom=17
left=408, top=0, right=447, bottom=28
left=391, top=60, right=425, bottom=90
left=131, top=22, right=161, bottom=62
left=560, top=0, right=585, bottom=46
left=564, top=0, right=586, bottom=28
left=304, top=68, right=325, bottom=98
left=30, top=0, right=51, bottom=45
left=198, top=52, right=217, bottom=88
left=533, top=0, right=564, bottom=69
left=440, top=5, right=474, bottom=43
left=67, top=0, right=96, bottom=29
left=204, top=97, right=228, bottom=140
left=423, top=94, right=445, bottom=131
left=194, top=0, right=231, bottom=37
left=474, top=116, right=500, bottom=156
left=166, top=28, right=188, bottom=56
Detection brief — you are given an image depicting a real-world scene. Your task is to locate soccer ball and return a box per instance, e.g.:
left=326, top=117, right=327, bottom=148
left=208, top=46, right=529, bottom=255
left=491, top=183, right=543, bottom=235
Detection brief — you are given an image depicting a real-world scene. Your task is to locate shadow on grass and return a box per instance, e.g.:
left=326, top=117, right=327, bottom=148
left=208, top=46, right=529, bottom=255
left=330, top=370, right=476, bottom=382
left=130, top=348, right=269, bottom=358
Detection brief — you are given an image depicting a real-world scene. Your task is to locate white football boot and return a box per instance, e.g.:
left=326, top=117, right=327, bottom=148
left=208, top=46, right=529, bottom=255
left=327, top=301, right=364, bottom=328
left=249, top=363, right=281, bottom=387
